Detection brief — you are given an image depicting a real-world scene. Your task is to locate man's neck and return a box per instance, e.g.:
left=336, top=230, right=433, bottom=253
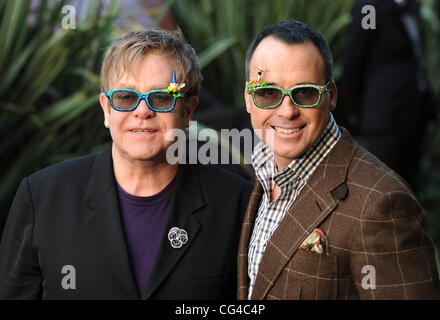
left=112, top=146, right=178, bottom=197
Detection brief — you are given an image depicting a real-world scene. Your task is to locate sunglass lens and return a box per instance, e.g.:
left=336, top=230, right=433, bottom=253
left=291, top=87, right=319, bottom=107
left=112, top=91, right=139, bottom=110
left=254, top=87, right=282, bottom=108
left=148, top=92, right=175, bottom=110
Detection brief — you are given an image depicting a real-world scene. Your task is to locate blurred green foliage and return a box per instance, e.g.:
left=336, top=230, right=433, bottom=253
left=0, top=0, right=121, bottom=232
left=172, top=0, right=355, bottom=106
left=419, top=0, right=440, bottom=257
left=421, top=0, right=440, bottom=100
left=420, top=123, right=440, bottom=252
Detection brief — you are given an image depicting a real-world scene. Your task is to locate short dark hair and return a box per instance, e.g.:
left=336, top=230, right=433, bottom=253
left=245, top=19, right=334, bottom=82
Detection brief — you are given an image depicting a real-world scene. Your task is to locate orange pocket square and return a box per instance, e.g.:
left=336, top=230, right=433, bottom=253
left=299, top=228, right=328, bottom=255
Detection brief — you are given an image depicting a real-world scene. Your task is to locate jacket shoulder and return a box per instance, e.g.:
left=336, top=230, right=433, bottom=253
left=197, top=164, right=253, bottom=190
left=342, top=143, right=423, bottom=223
left=348, top=145, right=413, bottom=194
left=26, top=151, right=101, bottom=189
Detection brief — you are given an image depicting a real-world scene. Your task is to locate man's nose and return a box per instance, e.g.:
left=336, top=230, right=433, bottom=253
left=275, top=95, right=300, bottom=119
left=133, top=98, right=155, bottom=118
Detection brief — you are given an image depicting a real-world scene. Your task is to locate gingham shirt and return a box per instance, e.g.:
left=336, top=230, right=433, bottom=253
left=248, top=113, right=341, bottom=298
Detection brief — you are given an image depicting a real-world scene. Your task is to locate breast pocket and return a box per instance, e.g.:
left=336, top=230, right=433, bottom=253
left=280, top=250, right=338, bottom=300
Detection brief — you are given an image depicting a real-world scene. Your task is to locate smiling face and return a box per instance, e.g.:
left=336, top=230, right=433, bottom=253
left=100, top=52, right=198, bottom=165
left=245, top=36, right=337, bottom=170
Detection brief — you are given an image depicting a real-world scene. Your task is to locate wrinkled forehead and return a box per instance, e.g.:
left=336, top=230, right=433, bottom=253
left=249, top=38, right=326, bottom=83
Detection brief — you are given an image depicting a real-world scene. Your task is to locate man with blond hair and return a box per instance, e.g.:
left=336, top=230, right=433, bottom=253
left=0, top=28, right=252, bottom=299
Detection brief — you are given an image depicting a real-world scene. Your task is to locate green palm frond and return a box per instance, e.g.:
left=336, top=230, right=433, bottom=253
left=172, top=0, right=355, bottom=106
left=0, top=0, right=120, bottom=223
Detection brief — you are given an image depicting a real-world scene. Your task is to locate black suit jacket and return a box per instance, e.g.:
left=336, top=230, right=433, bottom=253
left=0, top=147, right=252, bottom=299
left=340, top=0, right=426, bottom=134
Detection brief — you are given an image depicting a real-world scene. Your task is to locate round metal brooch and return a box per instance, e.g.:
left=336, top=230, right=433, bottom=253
left=168, top=227, right=188, bottom=249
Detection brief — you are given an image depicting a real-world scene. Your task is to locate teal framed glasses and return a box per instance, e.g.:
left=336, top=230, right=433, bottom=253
left=247, top=82, right=330, bottom=109
left=104, top=88, right=184, bottom=112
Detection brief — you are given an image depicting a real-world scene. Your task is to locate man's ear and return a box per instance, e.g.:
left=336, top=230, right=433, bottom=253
left=244, top=83, right=252, bottom=114
left=183, top=96, right=199, bottom=127
left=99, top=93, right=111, bottom=128
left=328, top=80, right=338, bottom=111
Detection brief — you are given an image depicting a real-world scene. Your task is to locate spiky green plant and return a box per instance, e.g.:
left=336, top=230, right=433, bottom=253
left=172, top=0, right=355, bottom=106
left=0, top=0, right=120, bottom=232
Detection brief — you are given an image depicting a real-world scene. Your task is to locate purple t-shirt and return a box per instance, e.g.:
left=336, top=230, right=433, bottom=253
left=116, top=178, right=175, bottom=294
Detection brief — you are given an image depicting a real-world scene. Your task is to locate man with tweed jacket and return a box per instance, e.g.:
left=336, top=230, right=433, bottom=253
left=238, top=19, right=440, bottom=300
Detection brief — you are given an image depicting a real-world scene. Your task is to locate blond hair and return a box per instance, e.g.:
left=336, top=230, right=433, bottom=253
left=100, top=28, right=202, bottom=97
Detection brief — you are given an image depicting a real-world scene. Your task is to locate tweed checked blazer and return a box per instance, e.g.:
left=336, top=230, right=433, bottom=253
left=237, top=128, right=440, bottom=300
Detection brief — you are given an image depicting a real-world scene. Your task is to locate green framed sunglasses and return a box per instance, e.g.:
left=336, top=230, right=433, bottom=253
left=247, top=81, right=330, bottom=109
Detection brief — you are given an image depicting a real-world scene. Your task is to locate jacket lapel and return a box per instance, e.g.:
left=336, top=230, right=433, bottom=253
left=250, top=128, right=358, bottom=299
left=141, top=164, right=205, bottom=299
left=83, top=146, right=139, bottom=299
left=237, top=181, right=263, bottom=299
